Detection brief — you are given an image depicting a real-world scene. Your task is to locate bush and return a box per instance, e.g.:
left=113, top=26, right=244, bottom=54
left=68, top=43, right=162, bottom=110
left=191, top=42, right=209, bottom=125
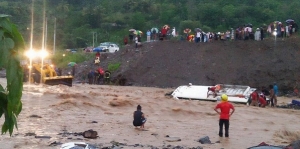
left=108, top=62, right=121, bottom=72
left=50, top=50, right=94, bottom=68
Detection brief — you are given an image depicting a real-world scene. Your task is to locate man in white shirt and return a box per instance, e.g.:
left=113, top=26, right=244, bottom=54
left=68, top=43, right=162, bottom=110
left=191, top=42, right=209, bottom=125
left=196, top=31, right=201, bottom=43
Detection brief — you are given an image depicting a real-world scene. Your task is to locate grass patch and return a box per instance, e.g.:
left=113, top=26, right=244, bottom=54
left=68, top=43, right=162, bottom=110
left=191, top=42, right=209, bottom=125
left=50, top=50, right=94, bottom=68
left=108, top=62, right=121, bottom=72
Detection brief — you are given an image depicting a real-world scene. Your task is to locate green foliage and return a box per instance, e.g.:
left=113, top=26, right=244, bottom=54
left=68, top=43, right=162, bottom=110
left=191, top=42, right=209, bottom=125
left=0, top=15, right=25, bottom=136
left=179, top=20, right=201, bottom=34
left=108, top=62, right=121, bottom=72
left=131, top=12, right=146, bottom=30
left=50, top=50, right=94, bottom=68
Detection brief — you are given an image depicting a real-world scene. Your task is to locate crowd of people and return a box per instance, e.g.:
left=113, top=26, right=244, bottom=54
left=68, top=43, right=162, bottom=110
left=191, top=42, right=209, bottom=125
left=87, top=67, right=111, bottom=85
left=249, top=83, right=279, bottom=108
left=124, top=20, right=298, bottom=45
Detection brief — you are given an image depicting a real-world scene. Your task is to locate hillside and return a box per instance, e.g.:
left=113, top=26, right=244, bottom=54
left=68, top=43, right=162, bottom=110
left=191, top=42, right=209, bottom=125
left=73, top=37, right=300, bottom=91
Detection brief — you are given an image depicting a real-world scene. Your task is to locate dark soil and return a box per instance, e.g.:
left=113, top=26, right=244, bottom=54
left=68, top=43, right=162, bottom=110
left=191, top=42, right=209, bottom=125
left=73, top=36, right=300, bottom=91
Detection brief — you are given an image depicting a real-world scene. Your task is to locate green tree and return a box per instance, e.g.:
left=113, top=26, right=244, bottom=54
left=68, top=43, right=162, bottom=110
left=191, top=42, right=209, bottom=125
left=0, top=15, right=25, bottom=136
left=179, top=20, right=201, bottom=33
left=130, top=12, right=146, bottom=30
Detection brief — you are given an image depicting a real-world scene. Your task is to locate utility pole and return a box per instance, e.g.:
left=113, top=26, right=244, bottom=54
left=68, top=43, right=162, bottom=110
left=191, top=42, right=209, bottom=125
left=53, top=17, right=56, bottom=54
left=92, top=32, right=96, bottom=47
left=45, top=17, right=48, bottom=50
left=96, top=33, right=98, bottom=46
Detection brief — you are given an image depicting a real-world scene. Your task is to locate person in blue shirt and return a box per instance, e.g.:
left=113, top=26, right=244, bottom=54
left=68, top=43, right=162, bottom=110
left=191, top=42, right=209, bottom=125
left=146, top=30, right=151, bottom=42
left=273, top=82, right=278, bottom=106
left=273, top=82, right=278, bottom=96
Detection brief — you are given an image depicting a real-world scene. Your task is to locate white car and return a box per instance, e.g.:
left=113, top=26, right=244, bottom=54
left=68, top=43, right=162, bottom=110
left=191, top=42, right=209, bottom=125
left=99, top=42, right=119, bottom=53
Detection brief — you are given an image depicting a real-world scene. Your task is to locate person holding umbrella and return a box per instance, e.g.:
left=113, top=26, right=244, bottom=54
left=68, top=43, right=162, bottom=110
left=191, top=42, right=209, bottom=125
left=129, top=29, right=135, bottom=44
left=68, top=62, right=77, bottom=76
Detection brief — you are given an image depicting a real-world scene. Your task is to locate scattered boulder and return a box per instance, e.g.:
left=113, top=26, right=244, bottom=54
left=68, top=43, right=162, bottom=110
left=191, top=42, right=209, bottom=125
left=198, top=136, right=211, bottom=144
left=290, top=140, right=300, bottom=149
left=83, top=129, right=98, bottom=139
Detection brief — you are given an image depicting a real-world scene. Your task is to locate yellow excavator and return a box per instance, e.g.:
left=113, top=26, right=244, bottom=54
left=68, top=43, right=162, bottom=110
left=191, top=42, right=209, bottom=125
left=22, top=60, right=73, bottom=87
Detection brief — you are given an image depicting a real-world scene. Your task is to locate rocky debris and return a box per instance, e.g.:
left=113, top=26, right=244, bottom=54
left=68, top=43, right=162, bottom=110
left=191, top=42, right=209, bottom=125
left=277, top=100, right=300, bottom=110
left=198, top=136, right=212, bottom=144
left=57, top=129, right=98, bottom=139
left=49, top=141, right=63, bottom=146
left=24, top=132, right=36, bottom=136
left=57, top=130, right=83, bottom=137
left=290, top=140, right=300, bottom=149
left=35, top=135, right=51, bottom=139
left=99, top=141, right=203, bottom=149
left=277, top=104, right=300, bottom=110
left=83, top=129, right=98, bottom=139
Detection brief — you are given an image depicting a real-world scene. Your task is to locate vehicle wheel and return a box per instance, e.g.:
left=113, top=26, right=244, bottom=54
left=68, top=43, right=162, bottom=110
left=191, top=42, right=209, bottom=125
left=105, top=49, right=109, bottom=52
left=115, top=50, right=117, bottom=53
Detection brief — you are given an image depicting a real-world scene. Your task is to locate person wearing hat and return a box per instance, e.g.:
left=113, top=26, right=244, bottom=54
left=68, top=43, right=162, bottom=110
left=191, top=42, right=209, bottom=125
left=214, top=94, right=235, bottom=137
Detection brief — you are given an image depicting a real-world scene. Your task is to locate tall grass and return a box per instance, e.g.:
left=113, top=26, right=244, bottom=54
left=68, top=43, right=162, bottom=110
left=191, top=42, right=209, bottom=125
left=50, top=50, right=94, bottom=68
left=108, top=62, right=121, bottom=72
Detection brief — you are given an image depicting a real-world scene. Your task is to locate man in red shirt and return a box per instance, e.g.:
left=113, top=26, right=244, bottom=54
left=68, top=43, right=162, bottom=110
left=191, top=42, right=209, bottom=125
left=214, top=94, right=235, bottom=137
left=258, top=94, right=267, bottom=108
left=207, top=86, right=217, bottom=98
left=161, top=28, right=167, bottom=40
left=250, top=90, right=259, bottom=106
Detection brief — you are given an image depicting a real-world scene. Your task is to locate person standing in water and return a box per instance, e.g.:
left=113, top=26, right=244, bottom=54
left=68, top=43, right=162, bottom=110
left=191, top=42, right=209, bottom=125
left=133, top=105, right=147, bottom=129
left=214, top=94, right=235, bottom=137
left=269, top=85, right=276, bottom=107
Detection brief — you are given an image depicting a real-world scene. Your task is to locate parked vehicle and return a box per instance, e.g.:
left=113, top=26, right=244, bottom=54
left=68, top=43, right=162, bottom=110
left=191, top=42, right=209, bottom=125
left=99, top=42, right=119, bottom=53
left=71, top=49, right=77, bottom=53
left=84, top=47, right=93, bottom=52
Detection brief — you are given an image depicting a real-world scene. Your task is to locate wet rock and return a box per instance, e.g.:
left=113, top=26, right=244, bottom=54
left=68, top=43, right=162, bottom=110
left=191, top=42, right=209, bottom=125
left=198, top=136, right=211, bottom=144
left=83, top=129, right=98, bottom=139
left=49, top=141, right=62, bottom=146
left=29, top=114, right=42, bottom=118
left=190, top=147, right=203, bottom=149
left=290, top=140, right=300, bottom=149
left=35, top=135, right=51, bottom=139
left=24, top=132, right=36, bottom=136
left=172, top=145, right=184, bottom=149
left=110, top=141, right=120, bottom=146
